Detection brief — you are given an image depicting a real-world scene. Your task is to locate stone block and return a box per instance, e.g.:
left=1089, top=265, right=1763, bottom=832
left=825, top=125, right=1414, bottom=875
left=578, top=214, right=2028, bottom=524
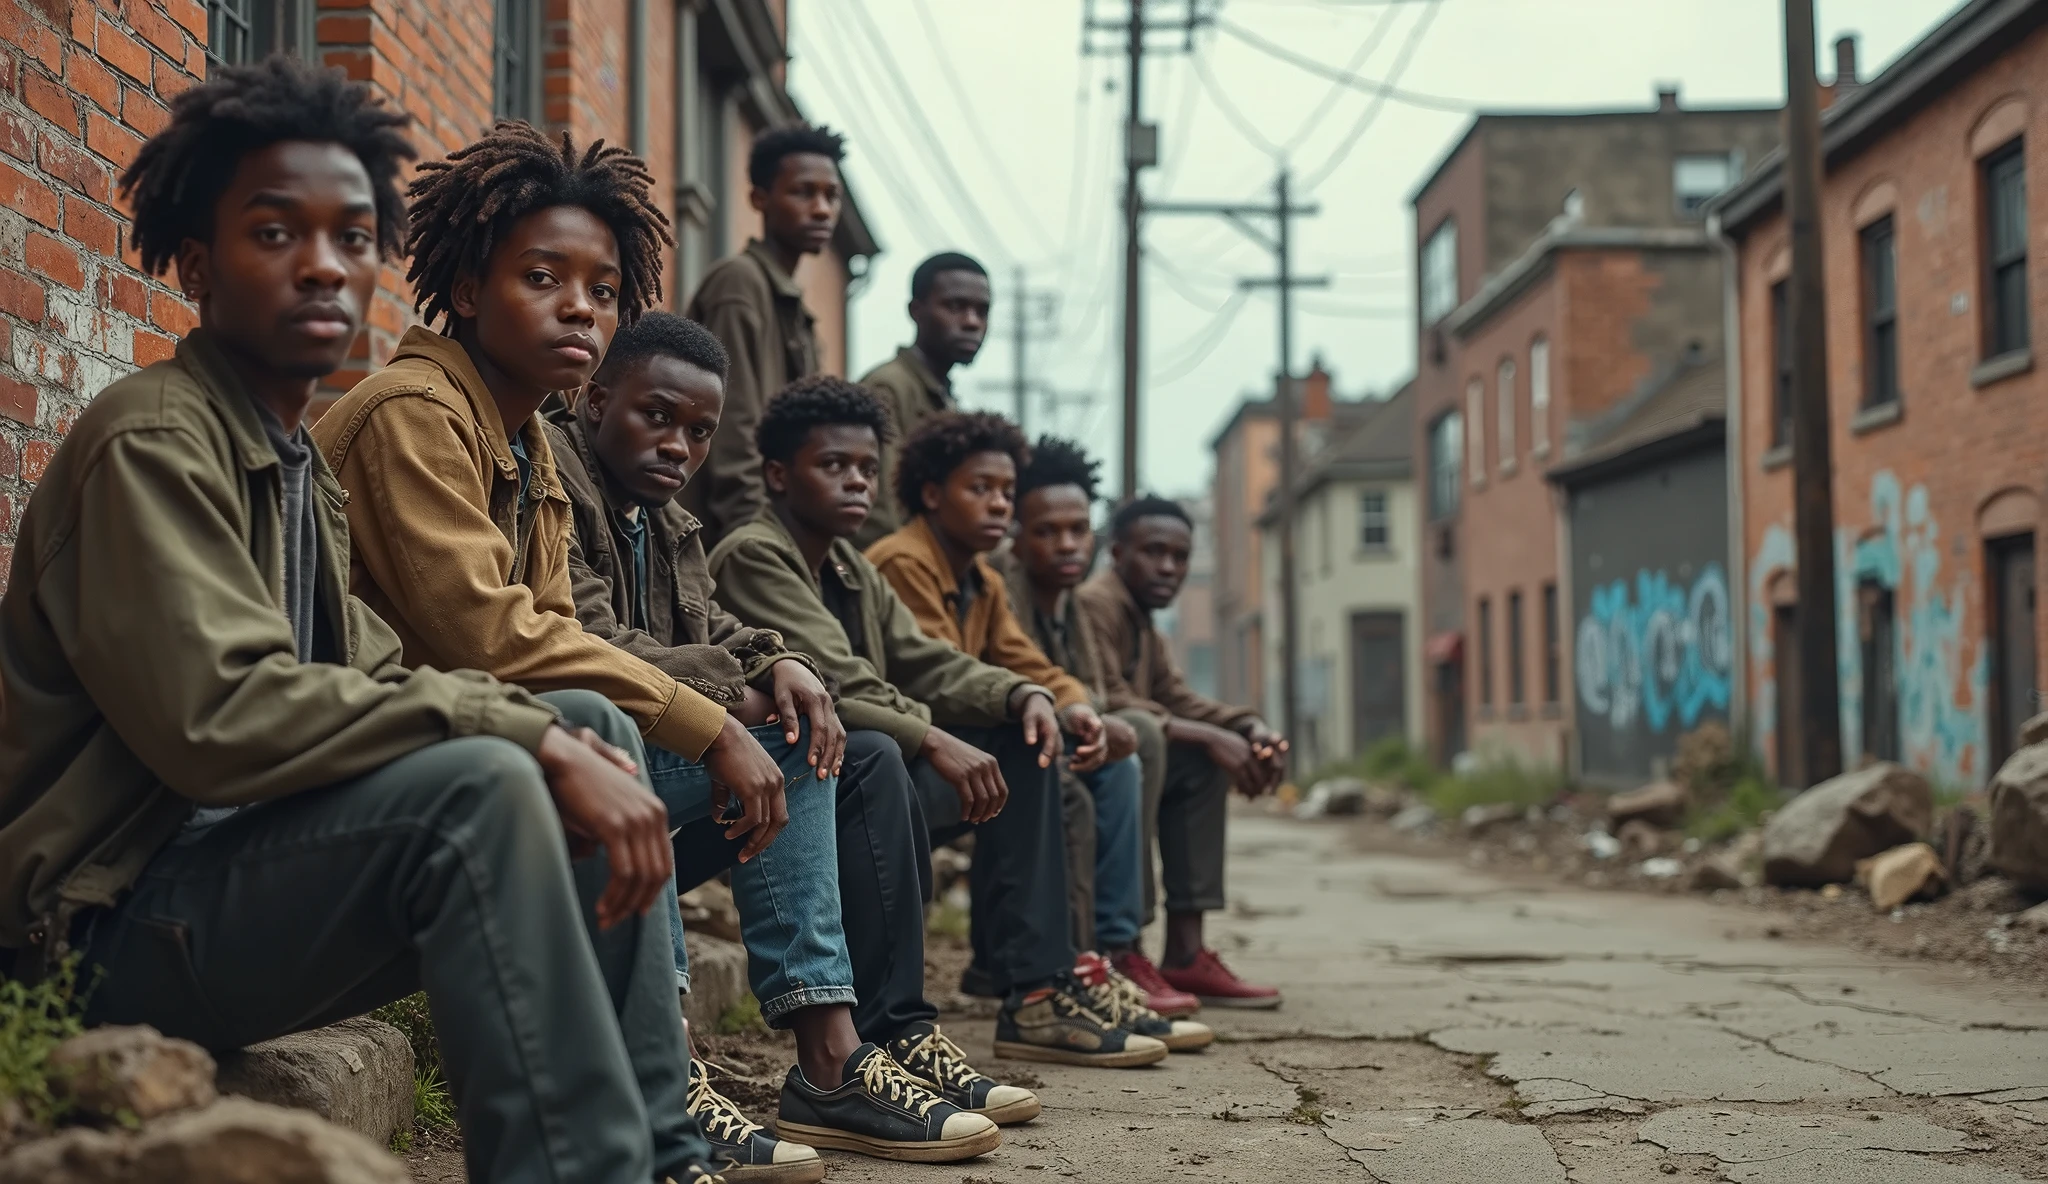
left=47, top=1025, right=215, bottom=1123
left=682, top=931, right=751, bottom=1034
left=1762, top=762, right=1932, bottom=886
left=213, top=1018, right=412, bottom=1149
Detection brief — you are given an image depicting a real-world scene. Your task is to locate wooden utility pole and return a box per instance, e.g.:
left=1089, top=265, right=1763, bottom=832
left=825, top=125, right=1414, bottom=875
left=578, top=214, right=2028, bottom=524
left=1783, top=0, right=1842, bottom=787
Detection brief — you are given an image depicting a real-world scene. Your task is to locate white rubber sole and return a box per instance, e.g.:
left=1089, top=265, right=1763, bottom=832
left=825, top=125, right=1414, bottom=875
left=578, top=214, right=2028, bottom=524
left=771, top=1119, right=1001, bottom=1163
left=992, top=1038, right=1171, bottom=1068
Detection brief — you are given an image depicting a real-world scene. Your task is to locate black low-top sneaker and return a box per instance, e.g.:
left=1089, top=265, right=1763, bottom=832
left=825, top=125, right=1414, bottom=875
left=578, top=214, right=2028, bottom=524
left=992, top=972, right=1170, bottom=1068
left=1076, top=952, right=1215, bottom=1053
left=887, top=1020, right=1041, bottom=1125
left=688, top=1060, right=824, bottom=1184
left=774, top=1044, right=1001, bottom=1163
left=957, top=962, right=999, bottom=998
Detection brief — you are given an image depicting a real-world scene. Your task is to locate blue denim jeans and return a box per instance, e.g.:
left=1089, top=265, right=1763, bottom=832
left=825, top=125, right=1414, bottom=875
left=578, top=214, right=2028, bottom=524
left=649, top=720, right=856, bottom=1027
left=1079, top=754, right=1146, bottom=949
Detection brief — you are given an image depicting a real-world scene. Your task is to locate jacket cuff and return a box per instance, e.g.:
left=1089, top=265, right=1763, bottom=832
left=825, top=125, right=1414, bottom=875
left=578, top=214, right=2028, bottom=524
left=1006, top=683, right=1055, bottom=717
left=743, top=651, right=827, bottom=693
left=475, top=696, right=562, bottom=755
left=650, top=682, right=728, bottom=761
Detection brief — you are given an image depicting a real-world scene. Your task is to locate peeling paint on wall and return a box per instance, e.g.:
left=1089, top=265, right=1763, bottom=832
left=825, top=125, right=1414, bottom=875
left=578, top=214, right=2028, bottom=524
left=1747, top=471, right=1987, bottom=787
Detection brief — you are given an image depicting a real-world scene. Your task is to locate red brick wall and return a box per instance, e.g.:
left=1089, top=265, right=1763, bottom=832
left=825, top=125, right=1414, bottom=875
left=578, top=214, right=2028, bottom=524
left=0, top=0, right=207, bottom=587
left=1735, top=22, right=2048, bottom=790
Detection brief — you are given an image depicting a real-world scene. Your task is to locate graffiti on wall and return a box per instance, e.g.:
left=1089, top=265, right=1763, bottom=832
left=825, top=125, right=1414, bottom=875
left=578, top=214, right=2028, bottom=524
left=1577, top=564, right=1733, bottom=734
left=1748, top=471, right=1987, bottom=786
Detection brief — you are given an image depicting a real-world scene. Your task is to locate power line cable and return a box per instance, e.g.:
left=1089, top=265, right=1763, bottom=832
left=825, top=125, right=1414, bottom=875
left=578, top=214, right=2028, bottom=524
left=1301, top=0, right=1444, bottom=189
left=1190, top=47, right=1281, bottom=159
left=906, top=0, right=1062, bottom=257
left=1213, top=13, right=1471, bottom=113
left=1280, top=0, right=1402, bottom=156
left=1150, top=288, right=1251, bottom=384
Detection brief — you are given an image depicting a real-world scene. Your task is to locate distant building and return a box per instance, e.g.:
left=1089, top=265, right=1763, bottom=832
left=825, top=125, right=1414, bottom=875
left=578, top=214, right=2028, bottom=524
left=1717, top=2, right=2048, bottom=790
left=1409, top=84, right=1781, bottom=771
left=1548, top=352, right=1729, bottom=787
left=1157, top=495, right=1218, bottom=699
left=1256, top=386, right=1422, bottom=772
left=1208, top=362, right=1379, bottom=716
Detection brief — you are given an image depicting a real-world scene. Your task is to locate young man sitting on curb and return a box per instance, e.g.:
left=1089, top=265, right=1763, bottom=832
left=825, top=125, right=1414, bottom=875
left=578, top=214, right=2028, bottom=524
left=1077, top=497, right=1290, bottom=1010
left=867, top=415, right=1210, bottom=1053
left=708, top=380, right=1168, bottom=1070
left=311, top=124, right=994, bottom=1164
left=0, top=59, right=723, bottom=1184
left=547, top=311, right=1031, bottom=1168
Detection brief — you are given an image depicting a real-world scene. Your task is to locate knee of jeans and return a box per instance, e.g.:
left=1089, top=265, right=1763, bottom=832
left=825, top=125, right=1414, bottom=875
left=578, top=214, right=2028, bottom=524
left=439, top=737, right=555, bottom=832
left=538, top=689, right=642, bottom=752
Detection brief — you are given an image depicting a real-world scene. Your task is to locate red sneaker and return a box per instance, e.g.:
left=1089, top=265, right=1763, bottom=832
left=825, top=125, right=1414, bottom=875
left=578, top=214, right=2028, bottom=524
left=1108, top=950, right=1202, bottom=1018
left=1159, top=949, right=1282, bottom=1010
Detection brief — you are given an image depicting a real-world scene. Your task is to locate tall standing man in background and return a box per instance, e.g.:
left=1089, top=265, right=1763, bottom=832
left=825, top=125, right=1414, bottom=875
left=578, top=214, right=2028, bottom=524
left=853, top=253, right=992, bottom=549
left=684, top=125, right=845, bottom=542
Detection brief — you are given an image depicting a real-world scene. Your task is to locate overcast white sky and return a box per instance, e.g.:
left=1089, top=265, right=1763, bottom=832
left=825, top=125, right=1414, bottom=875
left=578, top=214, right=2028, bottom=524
left=785, top=0, right=1962, bottom=498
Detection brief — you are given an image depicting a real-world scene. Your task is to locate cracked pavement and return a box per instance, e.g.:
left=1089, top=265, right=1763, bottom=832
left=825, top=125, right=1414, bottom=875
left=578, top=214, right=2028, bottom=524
left=820, top=812, right=2048, bottom=1182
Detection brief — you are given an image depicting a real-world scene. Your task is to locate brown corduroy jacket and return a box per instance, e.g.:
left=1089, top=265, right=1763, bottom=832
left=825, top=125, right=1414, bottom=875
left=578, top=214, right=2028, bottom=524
left=1074, top=568, right=1258, bottom=730
left=313, top=327, right=727, bottom=759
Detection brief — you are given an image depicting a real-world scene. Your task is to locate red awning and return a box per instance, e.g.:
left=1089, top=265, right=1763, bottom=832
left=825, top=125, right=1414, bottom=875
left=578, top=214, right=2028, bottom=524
left=1425, top=631, right=1463, bottom=664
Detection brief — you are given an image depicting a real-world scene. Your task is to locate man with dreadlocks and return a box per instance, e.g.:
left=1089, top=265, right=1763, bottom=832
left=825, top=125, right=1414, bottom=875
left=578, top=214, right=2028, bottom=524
left=0, top=57, right=723, bottom=1184
left=682, top=124, right=845, bottom=542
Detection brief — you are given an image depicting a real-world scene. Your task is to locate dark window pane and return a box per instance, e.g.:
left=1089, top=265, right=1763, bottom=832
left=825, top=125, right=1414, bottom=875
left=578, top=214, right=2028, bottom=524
left=1996, top=261, right=2031, bottom=355
left=1984, top=142, right=2030, bottom=357
left=1861, top=218, right=1899, bottom=408
left=1477, top=598, right=1492, bottom=707
left=207, top=0, right=254, bottom=71
left=1507, top=591, right=1524, bottom=706
left=1770, top=281, right=1792, bottom=446
left=1542, top=583, right=1560, bottom=704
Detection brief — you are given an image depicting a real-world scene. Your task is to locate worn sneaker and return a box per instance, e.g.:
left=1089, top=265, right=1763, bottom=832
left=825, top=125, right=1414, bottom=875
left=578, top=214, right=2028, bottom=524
left=1160, top=948, right=1283, bottom=1010
left=775, top=1044, right=1001, bottom=1162
left=957, top=962, right=1000, bottom=999
left=993, top=972, right=1170, bottom=1068
left=1075, top=952, right=1215, bottom=1053
left=1110, top=948, right=1202, bottom=1018
left=888, top=1020, right=1041, bottom=1125
left=688, top=1059, right=824, bottom=1184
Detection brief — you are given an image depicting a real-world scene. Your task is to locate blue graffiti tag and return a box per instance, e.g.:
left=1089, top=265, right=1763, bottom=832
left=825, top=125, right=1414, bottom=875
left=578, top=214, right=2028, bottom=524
left=1577, top=564, right=1733, bottom=734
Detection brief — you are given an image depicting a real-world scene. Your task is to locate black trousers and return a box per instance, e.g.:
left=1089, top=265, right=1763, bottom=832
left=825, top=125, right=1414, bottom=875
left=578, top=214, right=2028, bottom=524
left=911, top=722, right=1075, bottom=994
left=674, top=729, right=938, bottom=1045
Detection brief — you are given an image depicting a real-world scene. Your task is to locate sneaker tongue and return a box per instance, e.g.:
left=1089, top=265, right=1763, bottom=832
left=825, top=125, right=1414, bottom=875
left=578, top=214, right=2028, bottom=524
left=843, top=1042, right=886, bottom=1080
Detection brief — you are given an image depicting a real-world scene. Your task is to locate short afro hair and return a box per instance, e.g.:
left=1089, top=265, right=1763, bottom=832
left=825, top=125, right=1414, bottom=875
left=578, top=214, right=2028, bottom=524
left=121, top=55, right=414, bottom=277
left=1111, top=495, right=1192, bottom=541
left=895, top=411, right=1030, bottom=515
left=405, top=121, right=673, bottom=328
left=757, top=376, right=893, bottom=466
left=594, top=311, right=730, bottom=385
left=910, top=252, right=988, bottom=301
left=1017, top=435, right=1101, bottom=504
left=749, top=124, right=846, bottom=190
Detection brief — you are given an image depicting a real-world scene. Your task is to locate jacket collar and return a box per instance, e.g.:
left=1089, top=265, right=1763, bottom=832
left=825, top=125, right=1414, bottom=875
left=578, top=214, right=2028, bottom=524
left=897, top=515, right=994, bottom=604
left=390, top=326, right=568, bottom=502
left=560, top=412, right=704, bottom=550
left=1090, top=565, right=1151, bottom=628
left=744, top=239, right=806, bottom=301
left=892, top=346, right=950, bottom=401
left=175, top=330, right=295, bottom=473
left=759, top=506, right=867, bottom=592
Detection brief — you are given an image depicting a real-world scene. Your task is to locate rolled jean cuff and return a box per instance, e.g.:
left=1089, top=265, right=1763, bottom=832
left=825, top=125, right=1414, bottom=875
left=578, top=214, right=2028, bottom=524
left=1162, top=891, right=1228, bottom=914
left=759, top=985, right=860, bottom=1028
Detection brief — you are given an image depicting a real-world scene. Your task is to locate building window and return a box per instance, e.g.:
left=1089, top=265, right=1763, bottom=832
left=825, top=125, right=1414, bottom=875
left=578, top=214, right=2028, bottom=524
left=1674, top=153, right=1736, bottom=218
left=1541, top=581, right=1560, bottom=704
left=1360, top=490, right=1390, bottom=550
left=1428, top=411, right=1462, bottom=520
left=1860, top=215, right=1899, bottom=409
left=1496, top=358, right=1517, bottom=472
left=1421, top=219, right=1459, bottom=324
left=205, top=0, right=312, bottom=72
left=1984, top=140, right=2030, bottom=359
left=1529, top=336, right=1551, bottom=456
left=1476, top=596, right=1493, bottom=708
left=1770, top=279, right=1792, bottom=448
left=1507, top=589, right=1525, bottom=707
left=1466, top=377, right=1485, bottom=485
left=495, top=0, right=541, bottom=122
left=1318, top=496, right=1332, bottom=577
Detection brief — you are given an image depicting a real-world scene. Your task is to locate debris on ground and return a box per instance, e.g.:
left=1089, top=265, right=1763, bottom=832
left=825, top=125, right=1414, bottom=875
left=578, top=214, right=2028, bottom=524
left=1986, top=742, right=2048, bottom=890
left=1762, top=762, right=1933, bottom=886
left=1608, top=780, right=1689, bottom=829
left=1854, top=842, right=1946, bottom=912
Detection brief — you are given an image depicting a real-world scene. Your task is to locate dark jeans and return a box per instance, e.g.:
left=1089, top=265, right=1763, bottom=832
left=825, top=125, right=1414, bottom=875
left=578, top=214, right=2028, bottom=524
left=676, top=729, right=939, bottom=1045
left=80, top=690, right=712, bottom=1184
left=1120, top=709, right=1231, bottom=920
left=911, top=722, right=1074, bottom=993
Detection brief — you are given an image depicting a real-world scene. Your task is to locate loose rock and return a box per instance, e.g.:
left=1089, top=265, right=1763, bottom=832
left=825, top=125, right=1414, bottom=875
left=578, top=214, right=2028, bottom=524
left=0, top=1097, right=408, bottom=1184
left=1688, top=856, right=1744, bottom=892
left=2018, top=711, right=2048, bottom=749
left=1390, top=803, right=1438, bottom=834
left=213, top=1019, right=412, bottom=1149
left=1616, top=819, right=1668, bottom=860
left=47, top=1026, right=216, bottom=1124
left=678, top=879, right=741, bottom=944
left=2016, top=901, right=2048, bottom=934
left=1461, top=802, right=1521, bottom=836
left=1985, top=743, right=2048, bottom=890
left=1296, top=777, right=1367, bottom=819
left=1853, top=842, right=1946, bottom=912
left=1762, top=762, right=1932, bottom=886
left=1609, top=780, right=1690, bottom=829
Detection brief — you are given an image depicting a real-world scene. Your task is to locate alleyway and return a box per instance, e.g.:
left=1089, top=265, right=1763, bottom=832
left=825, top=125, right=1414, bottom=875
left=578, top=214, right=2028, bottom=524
left=833, top=812, right=2048, bottom=1183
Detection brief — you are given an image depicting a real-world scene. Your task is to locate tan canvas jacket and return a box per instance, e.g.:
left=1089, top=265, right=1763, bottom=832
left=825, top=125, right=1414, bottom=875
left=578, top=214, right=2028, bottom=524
left=313, top=328, right=727, bottom=759
left=1074, top=568, right=1258, bottom=730
left=0, top=333, right=557, bottom=952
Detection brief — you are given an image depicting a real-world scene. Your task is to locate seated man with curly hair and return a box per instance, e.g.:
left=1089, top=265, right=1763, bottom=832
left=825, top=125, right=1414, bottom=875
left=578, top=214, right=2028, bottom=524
left=0, top=58, right=723, bottom=1184
left=868, top=416, right=1210, bottom=1055
left=709, top=381, right=1169, bottom=1072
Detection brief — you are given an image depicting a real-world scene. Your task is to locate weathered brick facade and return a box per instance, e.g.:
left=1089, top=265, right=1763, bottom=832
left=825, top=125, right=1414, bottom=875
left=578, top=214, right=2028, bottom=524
left=0, top=0, right=876, bottom=593
left=1721, top=1, right=2048, bottom=791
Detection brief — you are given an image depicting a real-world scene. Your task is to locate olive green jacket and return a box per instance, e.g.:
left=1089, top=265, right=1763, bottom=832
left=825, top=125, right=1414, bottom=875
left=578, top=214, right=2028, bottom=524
left=543, top=411, right=818, bottom=700
left=707, top=511, right=1025, bottom=758
left=0, top=333, right=558, bottom=952
left=682, top=241, right=821, bottom=542
left=853, top=346, right=954, bottom=550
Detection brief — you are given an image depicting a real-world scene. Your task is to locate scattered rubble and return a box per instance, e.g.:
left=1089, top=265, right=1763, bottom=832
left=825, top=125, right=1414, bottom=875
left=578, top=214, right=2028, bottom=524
left=45, top=1026, right=216, bottom=1125
left=1854, top=842, right=1946, bottom=912
left=1986, top=743, right=2048, bottom=890
left=1460, top=802, right=1521, bottom=836
left=1608, top=780, right=1689, bottom=829
left=1390, top=803, right=1438, bottom=834
left=1762, top=762, right=1932, bottom=886
left=1615, top=818, right=1667, bottom=860
left=1295, top=777, right=1368, bottom=819
left=677, top=879, right=741, bottom=944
